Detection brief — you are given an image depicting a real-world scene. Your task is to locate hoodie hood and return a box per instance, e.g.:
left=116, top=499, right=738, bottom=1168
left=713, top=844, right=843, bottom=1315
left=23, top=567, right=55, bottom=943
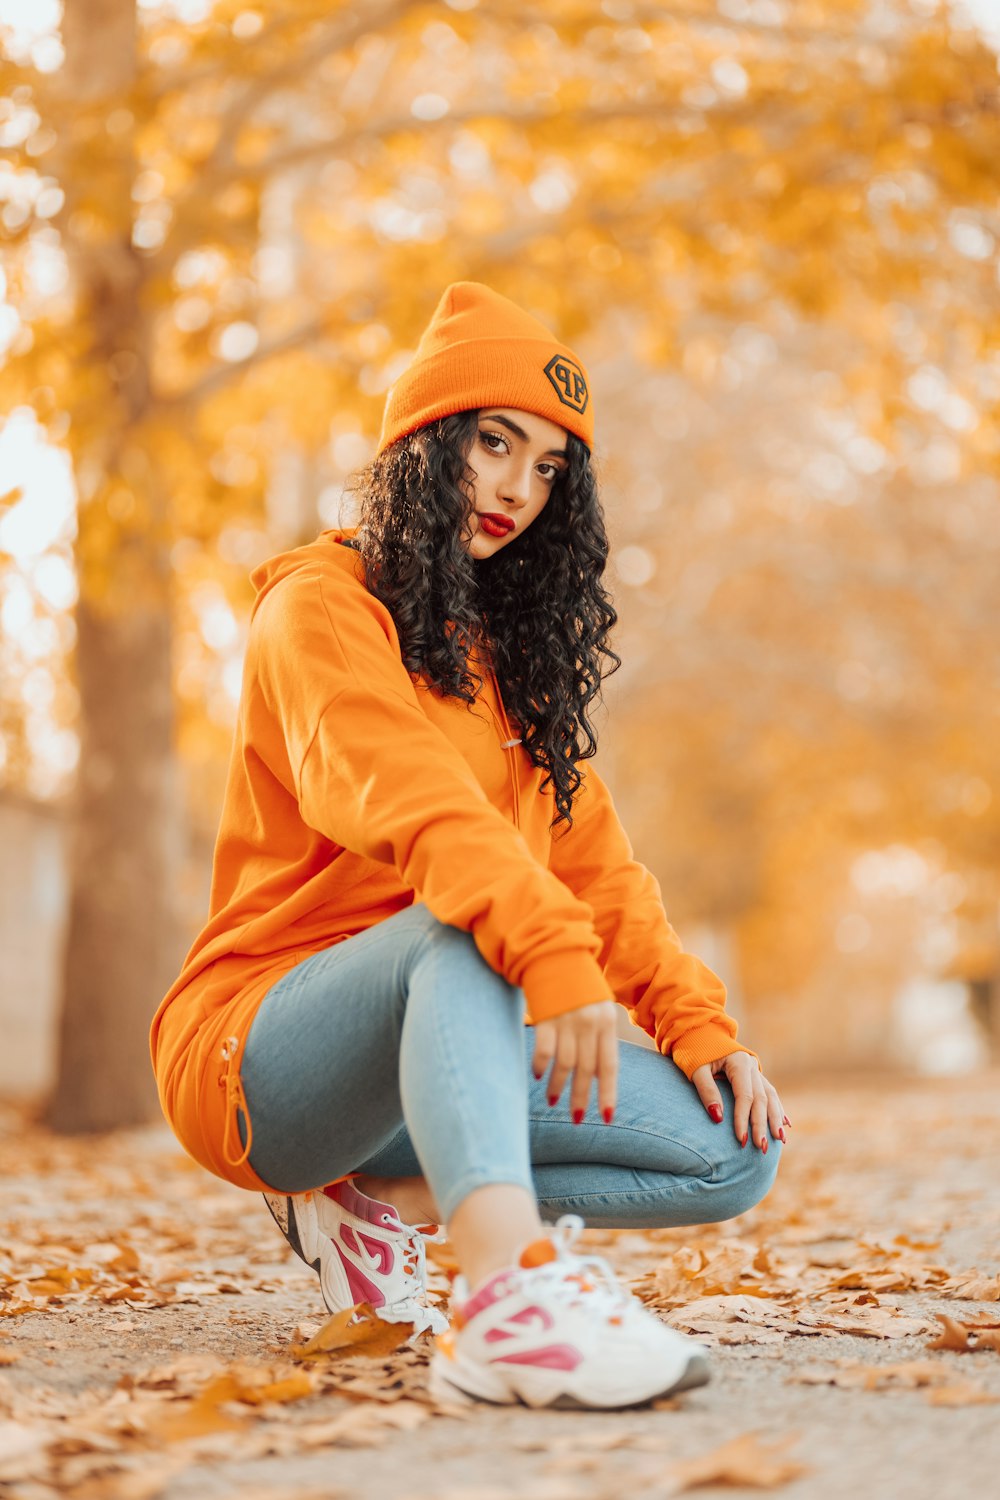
left=249, top=527, right=362, bottom=619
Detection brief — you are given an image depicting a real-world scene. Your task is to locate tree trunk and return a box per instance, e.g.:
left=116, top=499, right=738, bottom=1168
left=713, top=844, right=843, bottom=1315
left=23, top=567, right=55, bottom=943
left=47, top=0, right=182, bottom=1130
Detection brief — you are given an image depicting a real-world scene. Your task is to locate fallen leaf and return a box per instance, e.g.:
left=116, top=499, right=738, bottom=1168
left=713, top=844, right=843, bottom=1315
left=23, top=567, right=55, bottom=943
left=795, top=1305, right=934, bottom=1339
left=666, top=1430, right=811, bottom=1490
left=791, top=1358, right=946, bottom=1390
left=652, top=1242, right=787, bottom=1303
left=292, top=1304, right=415, bottom=1361
left=925, top=1381, right=1000, bottom=1407
left=140, top=1397, right=246, bottom=1444
left=927, top=1313, right=974, bottom=1351
left=939, top=1272, right=1000, bottom=1301
left=663, top=1291, right=932, bottom=1344
left=109, top=1246, right=142, bottom=1274
left=667, top=1294, right=801, bottom=1337
left=198, top=1367, right=316, bottom=1408
left=926, top=1312, right=1000, bottom=1353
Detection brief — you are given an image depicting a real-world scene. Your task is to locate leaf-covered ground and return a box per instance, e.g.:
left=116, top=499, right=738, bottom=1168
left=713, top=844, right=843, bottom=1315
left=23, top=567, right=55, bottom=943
left=2, top=1067, right=999, bottom=1499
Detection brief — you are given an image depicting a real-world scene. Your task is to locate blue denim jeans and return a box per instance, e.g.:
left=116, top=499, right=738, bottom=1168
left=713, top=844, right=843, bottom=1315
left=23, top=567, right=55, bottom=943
left=238, top=903, right=781, bottom=1225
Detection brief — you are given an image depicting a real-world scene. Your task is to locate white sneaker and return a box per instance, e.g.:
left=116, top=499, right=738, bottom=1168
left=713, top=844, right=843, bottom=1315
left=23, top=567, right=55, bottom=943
left=263, top=1179, right=448, bottom=1337
left=429, top=1215, right=711, bottom=1408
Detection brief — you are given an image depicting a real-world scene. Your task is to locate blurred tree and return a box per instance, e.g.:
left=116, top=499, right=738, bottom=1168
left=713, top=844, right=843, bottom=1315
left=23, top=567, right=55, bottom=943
left=42, top=0, right=177, bottom=1128
left=0, top=0, right=998, bottom=1123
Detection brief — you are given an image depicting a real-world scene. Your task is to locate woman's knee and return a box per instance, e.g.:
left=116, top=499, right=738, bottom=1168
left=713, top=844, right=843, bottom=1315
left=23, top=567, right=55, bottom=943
left=411, top=905, right=519, bottom=995
left=707, top=1130, right=783, bottom=1217
left=403, top=908, right=527, bottom=1064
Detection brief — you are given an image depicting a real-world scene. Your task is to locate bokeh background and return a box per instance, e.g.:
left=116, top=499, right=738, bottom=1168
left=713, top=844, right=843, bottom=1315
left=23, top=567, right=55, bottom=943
left=1, top=0, right=998, bottom=1130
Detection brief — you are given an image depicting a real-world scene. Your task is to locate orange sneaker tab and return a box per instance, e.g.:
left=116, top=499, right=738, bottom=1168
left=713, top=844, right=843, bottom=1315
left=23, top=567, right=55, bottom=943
left=519, top=1238, right=558, bottom=1269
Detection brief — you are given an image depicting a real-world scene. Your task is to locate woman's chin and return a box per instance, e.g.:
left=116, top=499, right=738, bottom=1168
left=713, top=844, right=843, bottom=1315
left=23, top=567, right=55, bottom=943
left=467, top=528, right=505, bottom=560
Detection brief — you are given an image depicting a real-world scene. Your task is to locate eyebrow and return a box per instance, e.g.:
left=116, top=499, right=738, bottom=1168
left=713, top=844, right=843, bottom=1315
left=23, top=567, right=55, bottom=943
left=480, top=412, right=568, bottom=460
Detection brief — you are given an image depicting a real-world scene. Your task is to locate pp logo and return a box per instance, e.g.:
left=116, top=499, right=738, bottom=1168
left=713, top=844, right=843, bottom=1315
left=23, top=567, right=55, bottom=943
left=544, top=355, right=589, bottom=414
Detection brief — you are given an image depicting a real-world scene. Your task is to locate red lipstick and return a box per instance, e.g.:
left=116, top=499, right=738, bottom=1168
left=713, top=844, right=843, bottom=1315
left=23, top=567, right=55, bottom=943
left=480, top=513, right=515, bottom=537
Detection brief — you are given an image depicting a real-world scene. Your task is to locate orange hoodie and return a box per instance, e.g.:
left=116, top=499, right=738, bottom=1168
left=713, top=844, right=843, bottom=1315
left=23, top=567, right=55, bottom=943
left=150, top=527, right=759, bottom=1193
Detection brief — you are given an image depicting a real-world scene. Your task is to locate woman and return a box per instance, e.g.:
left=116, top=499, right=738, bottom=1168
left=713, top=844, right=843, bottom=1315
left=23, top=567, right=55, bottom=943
left=150, top=282, right=788, bottom=1410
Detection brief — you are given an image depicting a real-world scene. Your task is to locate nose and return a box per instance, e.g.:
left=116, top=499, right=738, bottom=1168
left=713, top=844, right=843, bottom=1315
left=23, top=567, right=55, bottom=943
left=498, top=454, right=534, bottom=509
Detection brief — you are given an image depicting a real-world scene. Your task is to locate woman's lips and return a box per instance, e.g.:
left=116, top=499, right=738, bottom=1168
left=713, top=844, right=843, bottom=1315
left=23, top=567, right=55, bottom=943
left=480, top=514, right=515, bottom=537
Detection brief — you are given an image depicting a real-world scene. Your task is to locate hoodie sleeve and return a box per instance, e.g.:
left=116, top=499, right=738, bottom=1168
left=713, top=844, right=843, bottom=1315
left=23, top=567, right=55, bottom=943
left=547, top=762, right=761, bottom=1081
left=248, top=565, right=613, bottom=1025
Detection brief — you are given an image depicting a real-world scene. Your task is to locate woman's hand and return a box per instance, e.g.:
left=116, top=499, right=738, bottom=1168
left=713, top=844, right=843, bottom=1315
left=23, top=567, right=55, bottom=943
left=532, top=1000, right=619, bottom=1125
left=691, top=1052, right=790, bottom=1151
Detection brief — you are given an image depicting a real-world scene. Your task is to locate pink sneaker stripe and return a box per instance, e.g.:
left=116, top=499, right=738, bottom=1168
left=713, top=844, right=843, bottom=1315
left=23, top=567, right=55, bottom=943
left=461, top=1270, right=515, bottom=1322
left=334, top=1244, right=386, bottom=1309
left=325, top=1178, right=401, bottom=1229
left=492, top=1344, right=583, bottom=1372
left=357, top=1231, right=394, bottom=1275
left=509, top=1304, right=554, bottom=1331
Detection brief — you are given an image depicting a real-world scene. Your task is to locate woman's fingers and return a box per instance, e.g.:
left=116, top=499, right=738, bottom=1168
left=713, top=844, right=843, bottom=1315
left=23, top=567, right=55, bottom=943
left=751, top=1077, right=771, bottom=1150
left=531, top=1022, right=555, bottom=1083
left=692, top=1062, right=722, bottom=1122
left=546, top=1025, right=577, bottom=1107
left=568, top=1003, right=618, bottom=1122
left=596, top=1018, right=619, bottom=1123
left=722, top=1056, right=755, bottom=1146
left=568, top=1030, right=598, bottom=1122
left=701, top=1056, right=788, bottom=1151
left=534, top=1002, right=619, bottom=1120
left=765, top=1082, right=787, bottom=1142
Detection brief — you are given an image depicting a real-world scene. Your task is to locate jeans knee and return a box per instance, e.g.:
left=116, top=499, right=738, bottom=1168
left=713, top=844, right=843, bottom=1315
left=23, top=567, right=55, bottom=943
left=400, top=905, right=480, bottom=974
left=418, top=908, right=517, bottom=992
left=721, top=1135, right=783, bottom=1216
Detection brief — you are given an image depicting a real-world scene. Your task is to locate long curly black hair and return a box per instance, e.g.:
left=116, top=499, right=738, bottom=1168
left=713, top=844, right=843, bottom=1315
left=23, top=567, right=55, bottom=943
left=342, top=410, right=621, bottom=832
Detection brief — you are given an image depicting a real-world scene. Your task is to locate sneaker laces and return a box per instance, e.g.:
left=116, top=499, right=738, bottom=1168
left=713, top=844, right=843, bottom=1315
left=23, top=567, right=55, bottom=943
left=391, top=1218, right=449, bottom=1337
left=527, top=1214, right=633, bottom=1322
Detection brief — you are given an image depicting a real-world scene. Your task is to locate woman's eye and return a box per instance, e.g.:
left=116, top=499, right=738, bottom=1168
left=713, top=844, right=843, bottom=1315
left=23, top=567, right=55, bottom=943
left=480, top=430, right=506, bottom=452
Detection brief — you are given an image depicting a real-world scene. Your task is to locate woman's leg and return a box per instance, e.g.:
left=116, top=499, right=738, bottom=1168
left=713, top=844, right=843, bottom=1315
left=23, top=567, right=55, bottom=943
left=362, top=1037, right=782, bottom=1230
left=237, top=903, right=544, bottom=1276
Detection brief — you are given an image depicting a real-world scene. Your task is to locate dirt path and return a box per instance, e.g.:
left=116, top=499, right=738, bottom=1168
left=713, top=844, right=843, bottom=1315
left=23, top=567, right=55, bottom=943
left=2, top=1068, right=999, bottom=1499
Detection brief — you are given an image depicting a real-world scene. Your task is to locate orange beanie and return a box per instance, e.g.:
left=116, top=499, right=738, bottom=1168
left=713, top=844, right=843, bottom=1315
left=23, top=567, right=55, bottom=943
left=376, top=282, right=593, bottom=455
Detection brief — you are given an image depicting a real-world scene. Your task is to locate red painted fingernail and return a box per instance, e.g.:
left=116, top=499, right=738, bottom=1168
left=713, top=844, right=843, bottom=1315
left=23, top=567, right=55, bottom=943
left=572, top=1108, right=584, bottom=1125
left=708, top=1104, right=723, bottom=1123
left=779, top=1128, right=786, bottom=1143
left=760, top=1137, right=768, bottom=1154
left=548, top=1095, right=558, bottom=1108
left=603, top=1107, right=614, bottom=1124
left=740, top=1132, right=748, bottom=1148
left=783, top=1115, right=791, bottom=1126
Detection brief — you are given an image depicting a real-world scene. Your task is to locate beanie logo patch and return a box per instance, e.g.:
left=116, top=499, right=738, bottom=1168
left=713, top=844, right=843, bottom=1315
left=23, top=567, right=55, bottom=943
left=544, top=355, right=589, bottom=415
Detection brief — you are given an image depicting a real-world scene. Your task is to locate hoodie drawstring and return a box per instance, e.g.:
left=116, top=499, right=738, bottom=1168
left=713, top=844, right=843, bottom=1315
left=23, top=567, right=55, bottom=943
left=219, top=1034, right=253, bottom=1170
left=491, top=668, right=522, bottom=829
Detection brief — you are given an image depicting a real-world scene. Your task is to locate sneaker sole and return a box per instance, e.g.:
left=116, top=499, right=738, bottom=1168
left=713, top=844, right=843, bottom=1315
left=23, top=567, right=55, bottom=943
left=428, top=1345, right=711, bottom=1410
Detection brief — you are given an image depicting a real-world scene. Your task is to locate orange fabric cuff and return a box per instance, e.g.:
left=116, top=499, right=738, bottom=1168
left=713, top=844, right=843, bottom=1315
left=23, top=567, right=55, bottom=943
left=668, top=1023, right=761, bottom=1081
left=520, top=949, right=611, bottom=1025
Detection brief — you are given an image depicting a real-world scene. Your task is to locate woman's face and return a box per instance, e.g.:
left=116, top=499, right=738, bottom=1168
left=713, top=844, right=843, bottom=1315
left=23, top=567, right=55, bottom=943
left=463, top=407, right=570, bottom=560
